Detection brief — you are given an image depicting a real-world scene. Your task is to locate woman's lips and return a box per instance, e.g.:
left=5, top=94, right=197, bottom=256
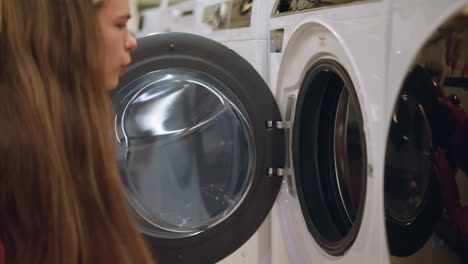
left=121, top=64, right=129, bottom=73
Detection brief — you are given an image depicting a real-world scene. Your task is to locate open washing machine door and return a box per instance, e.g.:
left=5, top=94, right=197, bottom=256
left=111, top=32, right=285, bottom=264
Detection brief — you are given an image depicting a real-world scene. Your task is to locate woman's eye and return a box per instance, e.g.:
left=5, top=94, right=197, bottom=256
left=116, top=23, right=126, bottom=29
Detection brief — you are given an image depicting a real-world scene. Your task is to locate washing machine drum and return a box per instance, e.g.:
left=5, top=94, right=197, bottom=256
left=384, top=65, right=452, bottom=257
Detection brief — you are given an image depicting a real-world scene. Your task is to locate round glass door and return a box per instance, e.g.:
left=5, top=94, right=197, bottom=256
left=385, top=86, right=434, bottom=225
left=114, top=68, right=255, bottom=239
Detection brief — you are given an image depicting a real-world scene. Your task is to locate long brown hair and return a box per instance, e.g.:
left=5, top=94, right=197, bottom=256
left=0, top=0, right=155, bottom=263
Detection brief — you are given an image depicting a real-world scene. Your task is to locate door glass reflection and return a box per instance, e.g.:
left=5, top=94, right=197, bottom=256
left=113, top=68, right=255, bottom=239
left=335, top=88, right=366, bottom=223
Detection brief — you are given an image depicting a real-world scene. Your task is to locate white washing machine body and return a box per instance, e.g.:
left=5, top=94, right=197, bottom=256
left=137, top=0, right=200, bottom=37
left=195, top=0, right=271, bottom=84
left=161, top=0, right=200, bottom=34
left=269, top=1, right=391, bottom=263
left=387, top=0, right=468, bottom=109
left=384, top=0, right=468, bottom=263
left=137, top=7, right=164, bottom=38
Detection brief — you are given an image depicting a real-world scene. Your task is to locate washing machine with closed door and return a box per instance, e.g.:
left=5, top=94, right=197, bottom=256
left=384, top=0, right=468, bottom=263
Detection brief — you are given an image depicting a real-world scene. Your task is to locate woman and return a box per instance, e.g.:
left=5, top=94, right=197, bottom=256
left=0, top=0, right=154, bottom=263
left=95, top=0, right=138, bottom=90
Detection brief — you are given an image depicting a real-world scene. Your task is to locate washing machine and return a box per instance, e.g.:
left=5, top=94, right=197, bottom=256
left=384, top=0, right=468, bottom=263
left=137, top=4, right=165, bottom=38
left=168, top=0, right=270, bottom=86
left=137, top=0, right=200, bottom=37
left=132, top=1, right=281, bottom=263
left=268, top=0, right=390, bottom=263
left=111, top=0, right=393, bottom=264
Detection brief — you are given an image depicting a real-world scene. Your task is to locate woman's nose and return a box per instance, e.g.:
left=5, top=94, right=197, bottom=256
left=125, top=32, right=137, bottom=52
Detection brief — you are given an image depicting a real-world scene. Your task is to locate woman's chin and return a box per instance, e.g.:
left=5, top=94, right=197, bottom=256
left=106, top=78, right=119, bottom=91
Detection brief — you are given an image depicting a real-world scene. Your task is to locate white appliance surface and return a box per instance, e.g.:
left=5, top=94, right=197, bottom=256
left=270, top=1, right=390, bottom=263
left=124, top=0, right=468, bottom=263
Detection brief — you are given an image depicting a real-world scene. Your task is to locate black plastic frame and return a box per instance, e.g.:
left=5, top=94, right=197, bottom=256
left=292, top=59, right=367, bottom=256
left=112, top=33, right=285, bottom=264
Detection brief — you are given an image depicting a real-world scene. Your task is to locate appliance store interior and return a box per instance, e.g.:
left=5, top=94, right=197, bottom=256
left=116, top=0, right=468, bottom=263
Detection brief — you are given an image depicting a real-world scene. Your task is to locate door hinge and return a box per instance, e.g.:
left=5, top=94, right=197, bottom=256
left=267, top=168, right=291, bottom=177
left=266, top=120, right=291, bottom=129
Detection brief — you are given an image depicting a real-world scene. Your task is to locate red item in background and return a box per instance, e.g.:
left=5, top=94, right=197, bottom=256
left=437, top=97, right=468, bottom=173
left=452, top=119, right=468, bottom=174
left=433, top=148, right=468, bottom=261
left=445, top=32, right=464, bottom=77
left=433, top=148, right=460, bottom=213
left=0, top=240, right=5, bottom=264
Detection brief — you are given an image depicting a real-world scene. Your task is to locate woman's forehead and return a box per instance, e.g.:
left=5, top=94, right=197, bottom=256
left=98, top=0, right=130, bottom=17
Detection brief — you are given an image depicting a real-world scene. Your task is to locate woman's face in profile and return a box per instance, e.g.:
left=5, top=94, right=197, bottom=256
left=97, top=0, right=137, bottom=90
